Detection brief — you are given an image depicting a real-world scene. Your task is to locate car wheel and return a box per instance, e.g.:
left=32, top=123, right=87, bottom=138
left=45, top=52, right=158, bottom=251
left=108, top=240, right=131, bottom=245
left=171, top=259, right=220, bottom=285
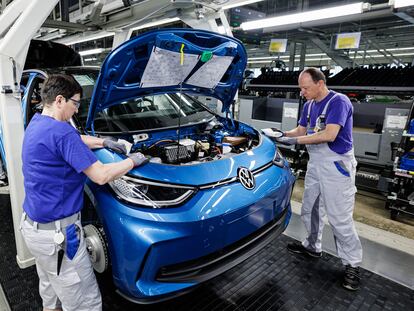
left=84, top=224, right=109, bottom=273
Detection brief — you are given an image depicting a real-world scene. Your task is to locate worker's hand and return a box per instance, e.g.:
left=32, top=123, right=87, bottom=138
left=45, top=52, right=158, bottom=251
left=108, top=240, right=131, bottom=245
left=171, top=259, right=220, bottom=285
left=103, top=138, right=127, bottom=155
left=262, top=128, right=284, bottom=138
left=275, top=136, right=297, bottom=146
left=128, top=152, right=150, bottom=167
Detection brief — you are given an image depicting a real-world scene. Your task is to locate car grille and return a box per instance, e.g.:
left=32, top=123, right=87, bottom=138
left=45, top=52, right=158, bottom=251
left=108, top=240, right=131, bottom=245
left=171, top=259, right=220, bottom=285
left=156, top=206, right=289, bottom=283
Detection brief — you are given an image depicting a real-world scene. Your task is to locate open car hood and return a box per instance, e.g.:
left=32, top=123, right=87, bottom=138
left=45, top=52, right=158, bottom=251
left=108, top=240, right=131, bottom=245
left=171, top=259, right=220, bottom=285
left=25, top=40, right=81, bottom=69
left=86, top=29, right=247, bottom=130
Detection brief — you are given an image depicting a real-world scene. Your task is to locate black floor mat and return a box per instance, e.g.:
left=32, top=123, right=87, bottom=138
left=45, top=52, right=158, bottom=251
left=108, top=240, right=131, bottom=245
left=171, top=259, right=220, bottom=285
left=0, top=195, right=412, bottom=310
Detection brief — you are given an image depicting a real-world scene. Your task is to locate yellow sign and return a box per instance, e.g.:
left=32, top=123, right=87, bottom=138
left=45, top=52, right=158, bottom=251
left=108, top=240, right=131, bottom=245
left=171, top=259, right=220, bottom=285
left=269, top=39, right=287, bottom=53
left=337, top=37, right=357, bottom=49
left=335, top=32, right=361, bottom=50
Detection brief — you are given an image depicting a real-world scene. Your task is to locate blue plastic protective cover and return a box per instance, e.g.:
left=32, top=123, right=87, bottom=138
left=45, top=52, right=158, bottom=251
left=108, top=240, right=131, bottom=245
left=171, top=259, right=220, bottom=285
left=86, top=29, right=247, bottom=130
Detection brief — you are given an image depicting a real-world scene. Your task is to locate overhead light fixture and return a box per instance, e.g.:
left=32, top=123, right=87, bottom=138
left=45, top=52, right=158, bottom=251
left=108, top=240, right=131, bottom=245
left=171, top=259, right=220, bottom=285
left=306, top=53, right=328, bottom=57
left=383, top=47, right=414, bottom=51
left=249, top=56, right=288, bottom=60
left=247, top=56, right=332, bottom=64
left=365, top=47, right=414, bottom=53
left=356, top=52, right=414, bottom=58
left=305, top=57, right=332, bottom=61
left=79, top=48, right=107, bottom=56
left=247, top=60, right=278, bottom=63
left=129, top=17, right=180, bottom=31
left=42, top=31, right=66, bottom=41
left=57, top=31, right=115, bottom=45
left=389, top=0, right=414, bottom=8
left=241, top=2, right=366, bottom=30
left=248, top=53, right=327, bottom=61
left=222, top=0, right=265, bottom=10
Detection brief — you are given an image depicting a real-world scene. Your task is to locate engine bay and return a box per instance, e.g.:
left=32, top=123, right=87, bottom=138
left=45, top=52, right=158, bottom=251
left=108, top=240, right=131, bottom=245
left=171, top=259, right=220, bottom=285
left=127, top=119, right=260, bottom=165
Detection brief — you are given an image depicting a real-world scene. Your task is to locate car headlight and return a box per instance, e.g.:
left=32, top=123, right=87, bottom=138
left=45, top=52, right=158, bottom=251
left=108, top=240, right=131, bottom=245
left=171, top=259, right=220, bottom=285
left=273, top=147, right=285, bottom=168
left=109, top=175, right=196, bottom=208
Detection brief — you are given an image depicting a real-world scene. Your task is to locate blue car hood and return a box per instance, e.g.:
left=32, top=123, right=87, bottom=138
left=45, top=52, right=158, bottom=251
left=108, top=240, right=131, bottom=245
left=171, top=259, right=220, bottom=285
left=86, top=29, right=247, bottom=130
left=95, top=136, right=277, bottom=185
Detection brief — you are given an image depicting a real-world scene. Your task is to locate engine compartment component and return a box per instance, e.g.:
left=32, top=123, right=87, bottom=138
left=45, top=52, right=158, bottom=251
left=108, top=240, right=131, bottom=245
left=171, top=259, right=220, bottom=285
left=223, top=136, right=248, bottom=146
left=130, top=119, right=260, bottom=165
left=161, top=139, right=196, bottom=164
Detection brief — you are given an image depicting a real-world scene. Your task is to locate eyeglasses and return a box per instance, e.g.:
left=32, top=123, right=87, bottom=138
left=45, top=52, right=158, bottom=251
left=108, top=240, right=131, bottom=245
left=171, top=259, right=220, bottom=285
left=65, top=97, right=81, bottom=109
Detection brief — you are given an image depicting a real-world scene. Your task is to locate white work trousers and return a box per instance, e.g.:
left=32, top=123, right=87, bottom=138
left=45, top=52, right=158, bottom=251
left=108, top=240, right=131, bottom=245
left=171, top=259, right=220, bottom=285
left=20, top=216, right=102, bottom=311
left=301, top=143, right=363, bottom=267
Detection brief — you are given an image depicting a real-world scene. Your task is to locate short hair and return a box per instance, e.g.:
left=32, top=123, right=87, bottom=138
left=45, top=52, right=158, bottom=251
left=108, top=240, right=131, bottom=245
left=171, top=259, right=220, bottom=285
left=301, top=67, right=326, bottom=84
left=41, top=74, right=82, bottom=105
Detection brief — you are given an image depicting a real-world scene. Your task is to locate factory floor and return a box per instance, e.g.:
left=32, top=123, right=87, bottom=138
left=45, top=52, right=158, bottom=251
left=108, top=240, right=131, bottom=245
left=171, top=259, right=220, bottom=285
left=1, top=194, right=413, bottom=310
left=291, top=179, right=414, bottom=240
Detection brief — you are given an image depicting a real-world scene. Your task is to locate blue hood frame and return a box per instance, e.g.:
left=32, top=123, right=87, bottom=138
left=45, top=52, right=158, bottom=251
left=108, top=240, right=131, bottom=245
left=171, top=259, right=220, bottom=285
left=86, top=29, right=247, bottom=131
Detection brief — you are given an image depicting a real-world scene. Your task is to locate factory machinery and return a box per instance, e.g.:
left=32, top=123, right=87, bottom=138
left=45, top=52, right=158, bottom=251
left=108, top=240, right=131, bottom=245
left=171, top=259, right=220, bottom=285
left=241, top=66, right=414, bottom=203
left=386, top=100, right=414, bottom=220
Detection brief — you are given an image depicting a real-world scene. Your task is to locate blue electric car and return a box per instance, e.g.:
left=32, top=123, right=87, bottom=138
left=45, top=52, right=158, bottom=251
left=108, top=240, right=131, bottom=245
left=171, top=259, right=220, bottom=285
left=11, top=29, right=295, bottom=303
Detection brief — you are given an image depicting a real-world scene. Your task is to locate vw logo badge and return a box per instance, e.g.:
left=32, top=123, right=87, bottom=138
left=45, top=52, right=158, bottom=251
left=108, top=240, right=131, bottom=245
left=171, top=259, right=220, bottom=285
left=238, top=167, right=255, bottom=190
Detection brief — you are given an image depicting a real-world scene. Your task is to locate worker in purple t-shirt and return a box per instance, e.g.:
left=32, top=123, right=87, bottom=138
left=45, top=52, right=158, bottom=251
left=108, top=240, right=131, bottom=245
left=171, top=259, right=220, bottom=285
left=20, top=74, right=148, bottom=311
left=276, top=67, right=363, bottom=291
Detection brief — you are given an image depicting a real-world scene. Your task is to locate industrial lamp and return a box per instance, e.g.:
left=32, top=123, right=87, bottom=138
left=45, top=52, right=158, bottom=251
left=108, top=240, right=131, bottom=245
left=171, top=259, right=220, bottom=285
left=241, top=2, right=367, bottom=30
left=222, top=0, right=265, bottom=10
left=389, top=0, right=414, bottom=8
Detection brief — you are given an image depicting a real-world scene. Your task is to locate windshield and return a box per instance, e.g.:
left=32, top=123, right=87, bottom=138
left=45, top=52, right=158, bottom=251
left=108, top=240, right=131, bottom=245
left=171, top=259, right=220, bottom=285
left=75, top=92, right=214, bottom=133
left=69, top=70, right=214, bottom=133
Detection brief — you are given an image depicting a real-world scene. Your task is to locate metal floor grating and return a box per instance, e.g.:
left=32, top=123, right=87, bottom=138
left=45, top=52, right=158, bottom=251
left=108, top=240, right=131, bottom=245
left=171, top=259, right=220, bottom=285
left=0, top=195, right=412, bottom=311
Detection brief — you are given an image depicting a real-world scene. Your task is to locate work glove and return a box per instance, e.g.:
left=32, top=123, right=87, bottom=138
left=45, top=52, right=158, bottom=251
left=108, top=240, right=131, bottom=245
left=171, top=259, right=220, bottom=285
left=128, top=152, right=150, bottom=167
left=103, top=137, right=127, bottom=155
left=275, top=136, right=297, bottom=146
left=262, top=127, right=284, bottom=138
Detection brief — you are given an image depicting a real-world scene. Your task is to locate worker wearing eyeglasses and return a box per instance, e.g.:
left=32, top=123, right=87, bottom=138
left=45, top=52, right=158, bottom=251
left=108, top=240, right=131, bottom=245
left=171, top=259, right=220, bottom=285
left=20, top=74, right=148, bottom=311
left=65, top=96, right=81, bottom=109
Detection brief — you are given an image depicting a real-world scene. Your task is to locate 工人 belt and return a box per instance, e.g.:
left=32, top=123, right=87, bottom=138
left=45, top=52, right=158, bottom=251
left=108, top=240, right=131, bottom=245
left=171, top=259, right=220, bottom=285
left=24, top=212, right=80, bottom=230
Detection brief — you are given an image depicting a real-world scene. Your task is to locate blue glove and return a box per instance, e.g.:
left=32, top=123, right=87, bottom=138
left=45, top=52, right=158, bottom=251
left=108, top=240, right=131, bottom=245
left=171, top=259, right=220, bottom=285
left=275, top=136, right=297, bottom=146
left=103, top=138, right=127, bottom=154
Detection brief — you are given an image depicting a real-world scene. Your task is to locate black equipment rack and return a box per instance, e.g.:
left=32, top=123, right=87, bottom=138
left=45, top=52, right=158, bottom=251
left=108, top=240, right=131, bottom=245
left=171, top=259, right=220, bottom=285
left=386, top=100, right=414, bottom=220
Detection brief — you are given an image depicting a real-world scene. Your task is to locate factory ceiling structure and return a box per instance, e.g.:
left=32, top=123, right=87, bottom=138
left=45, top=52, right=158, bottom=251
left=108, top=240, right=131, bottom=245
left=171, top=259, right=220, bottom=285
left=3, top=0, right=412, bottom=69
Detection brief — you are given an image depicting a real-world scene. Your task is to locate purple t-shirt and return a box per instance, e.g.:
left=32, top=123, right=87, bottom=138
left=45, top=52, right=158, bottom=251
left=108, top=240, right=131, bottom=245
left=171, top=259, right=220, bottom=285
left=22, top=113, right=97, bottom=223
left=299, top=90, right=353, bottom=154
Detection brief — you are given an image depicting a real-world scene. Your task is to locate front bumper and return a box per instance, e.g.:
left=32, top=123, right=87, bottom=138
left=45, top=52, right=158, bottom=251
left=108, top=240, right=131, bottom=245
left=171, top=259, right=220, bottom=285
left=90, top=163, right=295, bottom=302
left=156, top=205, right=291, bottom=283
